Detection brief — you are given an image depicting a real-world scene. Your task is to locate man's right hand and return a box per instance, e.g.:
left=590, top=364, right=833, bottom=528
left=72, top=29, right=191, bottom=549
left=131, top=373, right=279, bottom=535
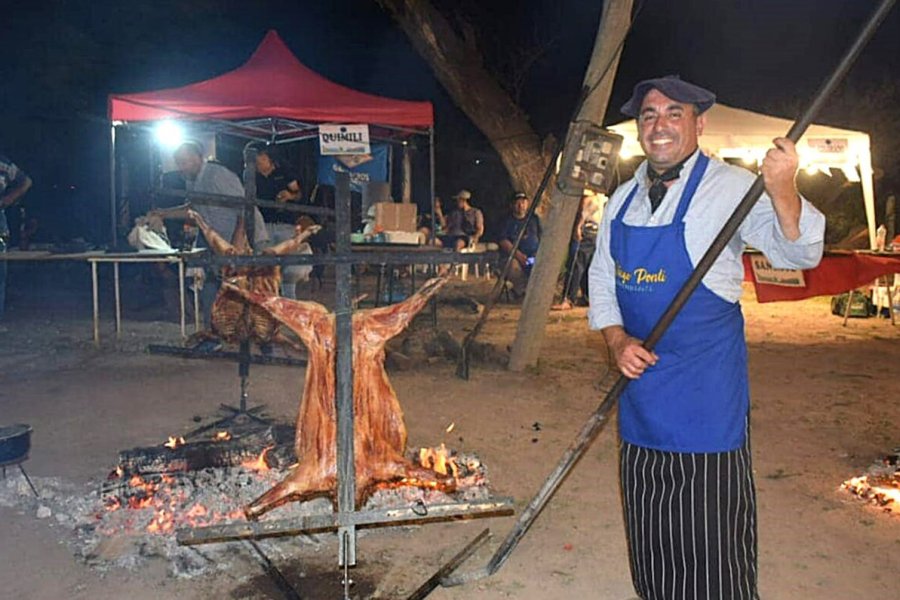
left=602, top=326, right=658, bottom=379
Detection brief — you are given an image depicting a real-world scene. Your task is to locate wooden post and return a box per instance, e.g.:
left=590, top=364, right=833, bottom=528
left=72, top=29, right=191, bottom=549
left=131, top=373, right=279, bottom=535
left=508, top=0, right=634, bottom=371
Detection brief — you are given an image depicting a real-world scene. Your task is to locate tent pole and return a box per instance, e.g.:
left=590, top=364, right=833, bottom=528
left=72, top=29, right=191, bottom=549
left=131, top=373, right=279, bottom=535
left=859, top=145, right=878, bottom=248
left=429, top=128, right=436, bottom=245
left=109, top=124, right=117, bottom=245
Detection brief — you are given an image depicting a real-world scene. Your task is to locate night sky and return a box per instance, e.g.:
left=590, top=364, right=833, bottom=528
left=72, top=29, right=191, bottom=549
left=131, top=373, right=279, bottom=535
left=1, top=0, right=898, bottom=243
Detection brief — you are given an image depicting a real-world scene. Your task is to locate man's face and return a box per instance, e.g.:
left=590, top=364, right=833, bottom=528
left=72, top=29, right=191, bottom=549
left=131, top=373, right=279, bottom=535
left=513, top=197, right=528, bottom=218
left=637, top=89, right=705, bottom=172
left=256, top=153, right=275, bottom=176
left=174, top=149, right=203, bottom=180
left=456, top=196, right=468, bottom=210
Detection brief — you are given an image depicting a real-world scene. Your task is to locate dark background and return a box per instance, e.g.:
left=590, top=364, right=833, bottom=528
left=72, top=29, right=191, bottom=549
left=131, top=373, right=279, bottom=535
left=1, top=0, right=898, bottom=245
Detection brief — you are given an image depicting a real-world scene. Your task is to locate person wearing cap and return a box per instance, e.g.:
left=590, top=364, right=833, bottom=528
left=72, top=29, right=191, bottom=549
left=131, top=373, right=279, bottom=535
left=498, top=191, right=541, bottom=300
left=439, top=189, right=484, bottom=251
left=588, top=76, right=825, bottom=598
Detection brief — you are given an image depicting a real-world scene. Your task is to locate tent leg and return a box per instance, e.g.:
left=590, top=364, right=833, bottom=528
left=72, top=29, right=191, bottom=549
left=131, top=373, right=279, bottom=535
left=109, top=125, right=117, bottom=246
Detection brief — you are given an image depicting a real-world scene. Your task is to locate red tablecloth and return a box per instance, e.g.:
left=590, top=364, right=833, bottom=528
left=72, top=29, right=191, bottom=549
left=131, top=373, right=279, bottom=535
left=743, top=251, right=900, bottom=303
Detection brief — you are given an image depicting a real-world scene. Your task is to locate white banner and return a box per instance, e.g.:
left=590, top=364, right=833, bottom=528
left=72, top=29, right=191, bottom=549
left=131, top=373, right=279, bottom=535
left=749, top=255, right=806, bottom=287
left=806, top=137, right=848, bottom=154
left=319, top=124, right=371, bottom=156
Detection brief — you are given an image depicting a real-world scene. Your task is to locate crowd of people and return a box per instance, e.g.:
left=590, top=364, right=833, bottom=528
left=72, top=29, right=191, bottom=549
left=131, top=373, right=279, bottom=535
left=145, top=141, right=567, bottom=319
left=0, top=135, right=598, bottom=332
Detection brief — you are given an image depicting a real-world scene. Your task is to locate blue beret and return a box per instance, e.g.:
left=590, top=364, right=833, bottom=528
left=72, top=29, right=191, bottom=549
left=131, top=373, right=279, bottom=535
left=620, top=75, right=716, bottom=117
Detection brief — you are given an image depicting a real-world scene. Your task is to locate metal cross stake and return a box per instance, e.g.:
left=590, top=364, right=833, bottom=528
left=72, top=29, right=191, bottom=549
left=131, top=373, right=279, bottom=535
left=441, top=0, right=897, bottom=588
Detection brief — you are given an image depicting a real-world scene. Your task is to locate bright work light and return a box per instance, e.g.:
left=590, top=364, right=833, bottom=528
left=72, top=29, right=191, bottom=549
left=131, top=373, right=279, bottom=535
left=154, top=120, right=185, bottom=150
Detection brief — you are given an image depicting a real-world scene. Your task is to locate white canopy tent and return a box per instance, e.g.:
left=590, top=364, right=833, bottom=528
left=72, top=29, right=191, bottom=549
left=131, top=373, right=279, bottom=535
left=609, top=103, right=877, bottom=248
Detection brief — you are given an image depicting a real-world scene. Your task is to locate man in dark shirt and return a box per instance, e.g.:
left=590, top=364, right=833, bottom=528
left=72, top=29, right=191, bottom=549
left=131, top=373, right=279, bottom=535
left=0, top=155, right=33, bottom=323
left=498, top=191, right=540, bottom=299
left=254, top=146, right=314, bottom=298
left=255, top=146, right=303, bottom=224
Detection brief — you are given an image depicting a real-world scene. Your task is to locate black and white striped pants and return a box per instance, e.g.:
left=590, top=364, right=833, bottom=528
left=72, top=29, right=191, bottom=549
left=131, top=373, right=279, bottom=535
left=620, top=441, right=759, bottom=600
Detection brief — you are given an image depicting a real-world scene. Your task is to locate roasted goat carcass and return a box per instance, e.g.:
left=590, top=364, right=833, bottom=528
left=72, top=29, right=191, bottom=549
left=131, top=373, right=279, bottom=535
left=223, top=277, right=453, bottom=518
left=187, top=208, right=319, bottom=352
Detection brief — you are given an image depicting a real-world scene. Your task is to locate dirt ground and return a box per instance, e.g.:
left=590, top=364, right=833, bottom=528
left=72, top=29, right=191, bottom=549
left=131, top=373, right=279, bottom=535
left=0, top=264, right=898, bottom=599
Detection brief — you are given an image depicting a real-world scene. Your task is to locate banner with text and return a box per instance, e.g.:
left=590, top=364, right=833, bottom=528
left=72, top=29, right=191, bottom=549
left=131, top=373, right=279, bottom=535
left=318, top=124, right=371, bottom=155
left=749, top=255, right=806, bottom=287
left=317, top=143, right=389, bottom=193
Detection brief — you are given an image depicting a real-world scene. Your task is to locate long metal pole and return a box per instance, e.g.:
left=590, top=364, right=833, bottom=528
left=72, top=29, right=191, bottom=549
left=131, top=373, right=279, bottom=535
left=334, top=172, right=357, bottom=567
left=446, top=0, right=897, bottom=584
left=242, top=144, right=258, bottom=248
left=429, top=128, right=436, bottom=246
left=109, top=125, right=117, bottom=245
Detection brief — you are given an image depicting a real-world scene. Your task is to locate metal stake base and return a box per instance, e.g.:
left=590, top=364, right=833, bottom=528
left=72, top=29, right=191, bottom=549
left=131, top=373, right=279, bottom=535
left=1, top=463, right=39, bottom=498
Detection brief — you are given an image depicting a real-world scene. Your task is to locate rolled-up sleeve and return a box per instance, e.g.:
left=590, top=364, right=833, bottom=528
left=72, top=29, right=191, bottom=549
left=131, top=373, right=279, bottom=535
left=740, top=194, right=825, bottom=269
left=587, top=201, right=622, bottom=330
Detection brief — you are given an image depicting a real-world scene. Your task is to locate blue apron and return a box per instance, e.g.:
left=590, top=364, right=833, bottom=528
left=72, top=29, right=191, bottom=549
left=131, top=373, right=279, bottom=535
left=612, top=153, right=749, bottom=453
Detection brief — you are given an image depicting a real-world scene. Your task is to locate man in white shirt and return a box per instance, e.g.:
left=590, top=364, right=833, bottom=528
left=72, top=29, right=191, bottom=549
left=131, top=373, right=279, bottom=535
left=588, top=75, right=824, bottom=599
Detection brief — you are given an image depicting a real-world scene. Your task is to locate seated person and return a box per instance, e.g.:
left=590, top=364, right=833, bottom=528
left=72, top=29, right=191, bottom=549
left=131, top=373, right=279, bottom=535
left=417, top=195, right=447, bottom=244
left=439, top=189, right=484, bottom=250
left=498, top=191, right=541, bottom=299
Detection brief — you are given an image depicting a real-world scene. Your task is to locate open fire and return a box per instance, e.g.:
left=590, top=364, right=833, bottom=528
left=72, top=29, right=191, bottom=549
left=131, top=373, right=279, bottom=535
left=103, top=471, right=246, bottom=535
left=99, top=433, right=489, bottom=542
left=841, top=451, right=900, bottom=515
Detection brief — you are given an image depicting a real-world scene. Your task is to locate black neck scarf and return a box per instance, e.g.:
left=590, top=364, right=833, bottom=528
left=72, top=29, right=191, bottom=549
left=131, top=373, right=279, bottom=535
left=646, top=155, right=691, bottom=213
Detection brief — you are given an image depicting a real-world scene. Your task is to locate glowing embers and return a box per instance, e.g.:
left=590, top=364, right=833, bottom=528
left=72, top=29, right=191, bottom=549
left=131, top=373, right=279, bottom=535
left=842, top=474, right=900, bottom=514
left=100, top=430, right=285, bottom=536
left=841, top=451, right=900, bottom=515
left=102, top=471, right=247, bottom=535
left=371, top=446, right=488, bottom=504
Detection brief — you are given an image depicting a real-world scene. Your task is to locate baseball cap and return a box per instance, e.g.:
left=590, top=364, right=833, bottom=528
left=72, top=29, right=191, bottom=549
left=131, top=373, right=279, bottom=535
left=453, top=189, right=472, bottom=200
left=620, top=75, right=716, bottom=118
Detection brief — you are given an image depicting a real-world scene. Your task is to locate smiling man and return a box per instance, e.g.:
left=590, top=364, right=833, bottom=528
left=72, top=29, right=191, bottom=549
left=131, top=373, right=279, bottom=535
left=588, top=76, right=825, bottom=599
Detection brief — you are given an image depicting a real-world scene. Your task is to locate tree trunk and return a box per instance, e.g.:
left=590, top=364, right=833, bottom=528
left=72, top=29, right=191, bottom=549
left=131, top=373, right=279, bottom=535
left=508, top=0, right=634, bottom=371
left=377, top=0, right=548, bottom=196
left=225, top=278, right=455, bottom=520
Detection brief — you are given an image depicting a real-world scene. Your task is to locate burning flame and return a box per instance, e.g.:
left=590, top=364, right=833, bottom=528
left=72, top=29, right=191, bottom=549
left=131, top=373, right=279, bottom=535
left=163, top=436, right=186, bottom=449
left=214, top=431, right=232, bottom=441
left=842, top=475, right=900, bottom=513
left=241, top=446, right=273, bottom=472
left=419, top=443, right=459, bottom=480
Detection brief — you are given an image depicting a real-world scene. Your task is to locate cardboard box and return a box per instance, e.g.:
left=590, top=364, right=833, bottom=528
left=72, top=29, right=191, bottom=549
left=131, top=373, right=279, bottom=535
left=374, top=202, right=417, bottom=233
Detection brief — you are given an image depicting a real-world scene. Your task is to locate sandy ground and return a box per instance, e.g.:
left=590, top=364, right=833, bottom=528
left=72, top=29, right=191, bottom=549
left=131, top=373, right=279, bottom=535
left=0, top=265, right=898, bottom=599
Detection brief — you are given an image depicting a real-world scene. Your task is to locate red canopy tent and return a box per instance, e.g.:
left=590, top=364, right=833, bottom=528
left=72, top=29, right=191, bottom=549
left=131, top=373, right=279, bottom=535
left=109, top=30, right=433, bottom=130
left=106, top=30, right=435, bottom=241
